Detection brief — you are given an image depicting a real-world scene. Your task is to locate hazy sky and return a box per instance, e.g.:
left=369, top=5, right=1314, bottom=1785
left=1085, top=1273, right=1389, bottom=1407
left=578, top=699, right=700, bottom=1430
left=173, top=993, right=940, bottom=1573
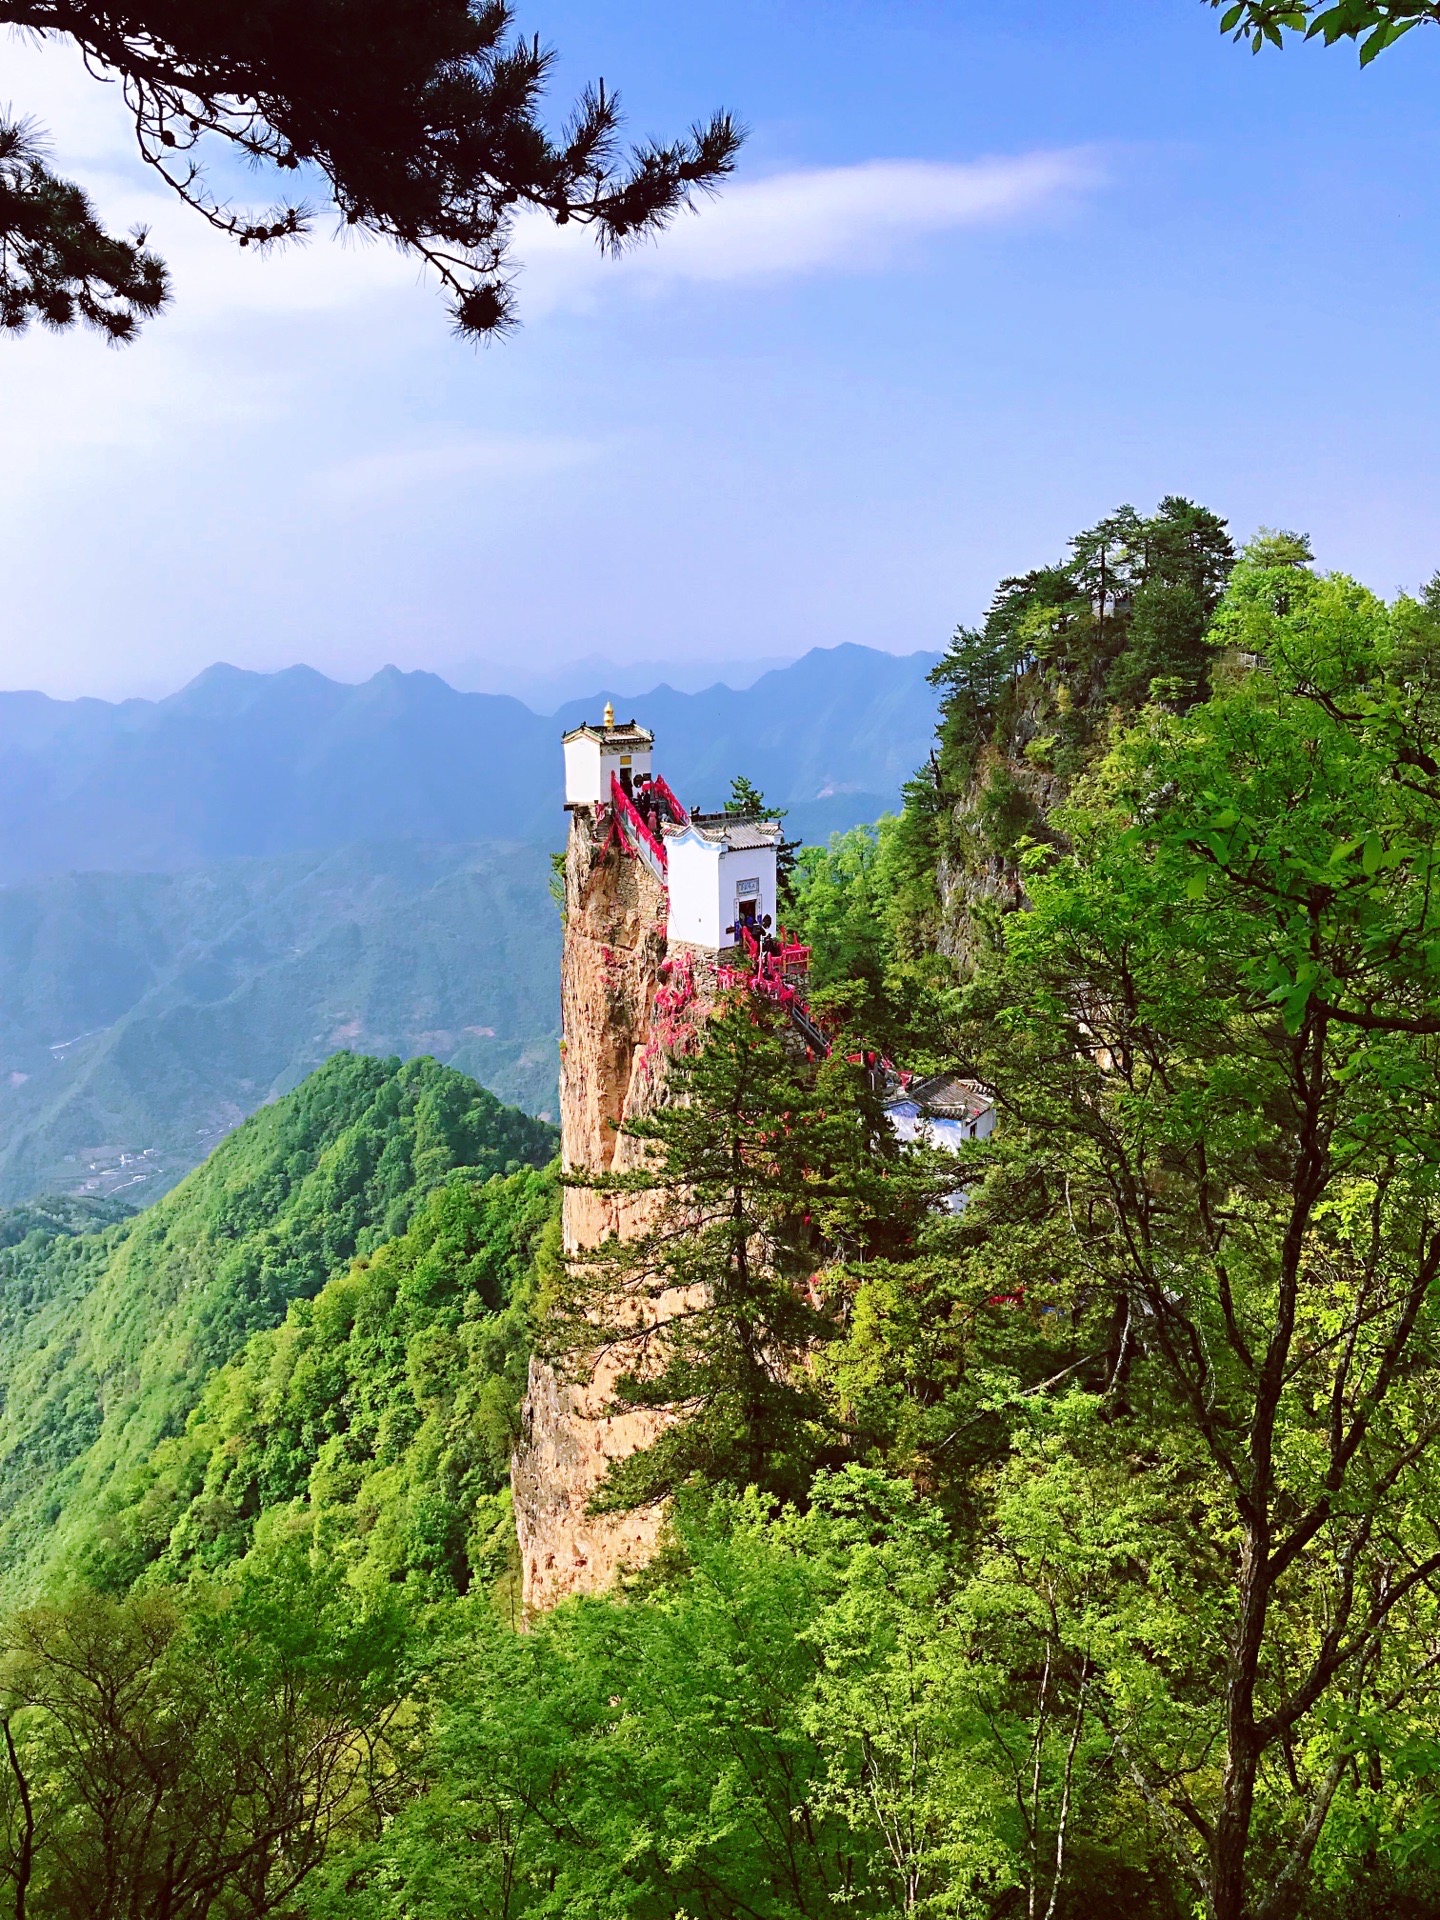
left=4, top=1, right=1440, bottom=700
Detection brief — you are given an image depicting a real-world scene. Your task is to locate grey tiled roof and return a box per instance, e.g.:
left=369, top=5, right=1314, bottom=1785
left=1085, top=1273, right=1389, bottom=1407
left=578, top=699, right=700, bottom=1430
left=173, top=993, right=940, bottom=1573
left=681, top=812, right=783, bottom=850
left=560, top=721, right=655, bottom=748
left=891, top=1073, right=993, bottom=1122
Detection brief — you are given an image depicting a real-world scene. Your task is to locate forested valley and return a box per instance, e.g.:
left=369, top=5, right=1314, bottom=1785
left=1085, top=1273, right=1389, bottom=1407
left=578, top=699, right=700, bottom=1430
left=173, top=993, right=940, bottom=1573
left=2, top=508, right=1440, bottom=1920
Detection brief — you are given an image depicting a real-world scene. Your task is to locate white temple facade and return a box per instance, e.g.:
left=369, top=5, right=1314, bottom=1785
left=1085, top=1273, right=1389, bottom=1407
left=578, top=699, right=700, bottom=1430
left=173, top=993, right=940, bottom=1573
left=664, top=814, right=782, bottom=949
left=561, top=705, right=654, bottom=807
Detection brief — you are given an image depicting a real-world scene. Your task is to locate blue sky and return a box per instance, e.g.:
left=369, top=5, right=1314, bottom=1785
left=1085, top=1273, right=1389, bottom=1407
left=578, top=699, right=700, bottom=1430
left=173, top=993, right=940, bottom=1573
left=4, top=1, right=1440, bottom=700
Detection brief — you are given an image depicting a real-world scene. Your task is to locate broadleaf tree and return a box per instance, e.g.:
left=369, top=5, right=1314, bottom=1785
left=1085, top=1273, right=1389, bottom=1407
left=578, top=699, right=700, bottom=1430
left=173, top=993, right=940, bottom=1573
left=957, top=558, right=1440, bottom=1920
left=0, top=1555, right=414, bottom=1918
left=1211, top=1, right=1440, bottom=62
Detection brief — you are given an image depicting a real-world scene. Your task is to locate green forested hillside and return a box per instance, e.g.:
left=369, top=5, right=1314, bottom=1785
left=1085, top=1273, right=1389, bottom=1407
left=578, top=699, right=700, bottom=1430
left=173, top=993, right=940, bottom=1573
left=0, top=1051, right=555, bottom=1603
left=0, top=841, right=561, bottom=1205
left=89, top=1167, right=557, bottom=1602
left=0, top=1193, right=134, bottom=1249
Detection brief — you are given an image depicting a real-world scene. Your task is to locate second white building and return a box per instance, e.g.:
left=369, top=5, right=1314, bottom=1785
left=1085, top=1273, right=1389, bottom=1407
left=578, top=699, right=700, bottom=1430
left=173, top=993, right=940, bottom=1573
left=664, top=814, right=783, bottom=950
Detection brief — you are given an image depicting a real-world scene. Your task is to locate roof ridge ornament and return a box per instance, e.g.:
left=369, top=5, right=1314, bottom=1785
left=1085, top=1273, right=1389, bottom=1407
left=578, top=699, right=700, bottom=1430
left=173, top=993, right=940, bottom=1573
left=603, top=700, right=614, bottom=726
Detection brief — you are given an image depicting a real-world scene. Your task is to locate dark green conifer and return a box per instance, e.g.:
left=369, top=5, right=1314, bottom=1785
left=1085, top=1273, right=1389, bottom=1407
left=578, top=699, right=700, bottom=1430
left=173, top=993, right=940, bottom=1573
left=724, top=773, right=800, bottom=904
left=2, top=0, right=741, bottom=339
left=548, top=999, right=940, bottom=1507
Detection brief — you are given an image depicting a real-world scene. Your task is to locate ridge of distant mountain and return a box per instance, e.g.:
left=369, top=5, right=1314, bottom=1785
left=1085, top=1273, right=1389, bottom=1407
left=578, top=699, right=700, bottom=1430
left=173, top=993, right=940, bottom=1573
left=440, top=651, right=797, bottom=708
left=0, top=645, right=940, bottom=883
left=0, top=644, right=943, bottom=1205
left=0, top=843, right=560, bottom=1206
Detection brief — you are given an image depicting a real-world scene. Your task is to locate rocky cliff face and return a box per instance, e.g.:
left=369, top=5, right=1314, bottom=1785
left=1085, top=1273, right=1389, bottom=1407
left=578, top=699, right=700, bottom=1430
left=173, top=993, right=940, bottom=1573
left=932, top=671, right=1072, bottom=971
left=934, top=756, right=1063, bottom=971
left=512, top=806, right=714, bottom=1612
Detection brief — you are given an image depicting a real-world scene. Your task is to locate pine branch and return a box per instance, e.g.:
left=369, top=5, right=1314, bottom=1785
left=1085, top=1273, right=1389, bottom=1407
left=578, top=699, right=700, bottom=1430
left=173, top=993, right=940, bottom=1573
left=0, top=115, right=168, bottom=340
left=0, top=0, right=743, bottom=337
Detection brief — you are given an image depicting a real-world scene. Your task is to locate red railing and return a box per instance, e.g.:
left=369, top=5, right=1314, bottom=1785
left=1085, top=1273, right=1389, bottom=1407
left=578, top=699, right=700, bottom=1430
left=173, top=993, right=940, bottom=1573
left=648, top=773, right=689, bottom=827
left=609, top=772, right=668, bottom=873
left=717, top=923, right=830, bottom=1055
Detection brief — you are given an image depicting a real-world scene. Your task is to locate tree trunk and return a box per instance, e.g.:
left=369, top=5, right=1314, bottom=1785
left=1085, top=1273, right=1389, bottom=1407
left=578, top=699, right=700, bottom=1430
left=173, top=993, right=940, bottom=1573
left=1210, top=1531, right=1269, bottom=1920
left=2, top=1721, right=33, bottom=1920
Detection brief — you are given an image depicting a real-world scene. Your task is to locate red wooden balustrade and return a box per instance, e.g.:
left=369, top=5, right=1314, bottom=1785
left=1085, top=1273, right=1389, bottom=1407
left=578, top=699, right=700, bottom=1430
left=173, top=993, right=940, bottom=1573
left=647, top=774, right=689, bottom=827
left=608, top=772, right=669, bottom=877
left=718, top=923, right=831, bottom=1056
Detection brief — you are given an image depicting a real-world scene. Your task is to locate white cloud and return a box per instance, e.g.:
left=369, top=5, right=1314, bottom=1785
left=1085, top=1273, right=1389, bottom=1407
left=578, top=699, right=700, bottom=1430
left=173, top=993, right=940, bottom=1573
left=0, top=37, right=1113, bottom=698
left=511, top=151, right=1104, bottom=313
left=0, top=37, right=433, bottom=502
left=310, top=433, right=603, bottom=506
left=3, top=34, right=1103, bottom=333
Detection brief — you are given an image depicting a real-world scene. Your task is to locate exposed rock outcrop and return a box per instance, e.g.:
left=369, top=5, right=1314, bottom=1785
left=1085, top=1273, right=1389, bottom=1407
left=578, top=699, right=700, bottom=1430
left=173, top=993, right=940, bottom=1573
left=513, top=806, right=715, bottom=1612
left=933, top=682, right=1071, bottom=969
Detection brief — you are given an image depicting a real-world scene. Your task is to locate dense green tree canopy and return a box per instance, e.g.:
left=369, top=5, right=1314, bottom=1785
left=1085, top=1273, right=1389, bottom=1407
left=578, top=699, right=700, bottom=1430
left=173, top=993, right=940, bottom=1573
left=313, top=1479, right=1094, bottom=1920
left=90, top=1166, right=556, bottom=1601
left=928, top=497, right=1235, bottom=796
left=953, top=562, right=1440, bottom=1919
left=547, top=539, right=1440, bottom=1919
left=789, top=809, right=951, bottom=1061
left=888, top=498, right=1239, bottom=970
left=0, top=1193, right=132, bottom=1250
left=0, top=1050, right=554, bottom=1603
left=1, top=0, right=740, bottom=340
left=0, top=1555, right=413, bottom=1919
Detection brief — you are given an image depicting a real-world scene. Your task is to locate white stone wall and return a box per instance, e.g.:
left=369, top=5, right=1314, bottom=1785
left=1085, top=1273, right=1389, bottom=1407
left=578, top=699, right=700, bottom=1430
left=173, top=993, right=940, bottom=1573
left=666, top=833, right=723, bottom=946
left=563, top=733, right=653, bottom=806
left=718, top=844, right=777, bottom=935
left=666, top=830, right=777, bottom=948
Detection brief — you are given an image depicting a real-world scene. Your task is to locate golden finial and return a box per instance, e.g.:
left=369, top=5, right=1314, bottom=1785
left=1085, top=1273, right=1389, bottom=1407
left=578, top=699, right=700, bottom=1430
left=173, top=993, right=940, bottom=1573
left=603, top=700, right=614, bottom=727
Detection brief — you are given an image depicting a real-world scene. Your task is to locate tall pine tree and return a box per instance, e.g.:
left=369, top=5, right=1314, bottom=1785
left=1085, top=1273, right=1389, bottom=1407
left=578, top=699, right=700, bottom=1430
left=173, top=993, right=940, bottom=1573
left=547, top=999, right=941, bottom=1507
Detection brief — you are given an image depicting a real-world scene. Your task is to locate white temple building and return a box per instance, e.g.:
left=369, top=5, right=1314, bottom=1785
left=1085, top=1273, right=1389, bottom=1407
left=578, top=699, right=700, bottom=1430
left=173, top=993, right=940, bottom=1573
left=561, top=705, right=654, bottom=807
left=664, top=814, right=783, bottom=950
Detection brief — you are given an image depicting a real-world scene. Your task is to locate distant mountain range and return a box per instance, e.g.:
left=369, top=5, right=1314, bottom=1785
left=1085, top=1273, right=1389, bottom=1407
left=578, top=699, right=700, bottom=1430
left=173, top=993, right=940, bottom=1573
left=0, top=643, right=942, bottom=1204
left=439, top=651, right=796, bottom=708
left=0, top=843, right=558, bottom=1205
left=0, top=644, right=940, bottom=883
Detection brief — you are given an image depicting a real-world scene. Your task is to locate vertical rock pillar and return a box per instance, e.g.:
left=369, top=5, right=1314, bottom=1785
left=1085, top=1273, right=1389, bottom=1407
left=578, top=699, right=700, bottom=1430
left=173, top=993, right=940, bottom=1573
left=511, top=806, right=678, bottom=1612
